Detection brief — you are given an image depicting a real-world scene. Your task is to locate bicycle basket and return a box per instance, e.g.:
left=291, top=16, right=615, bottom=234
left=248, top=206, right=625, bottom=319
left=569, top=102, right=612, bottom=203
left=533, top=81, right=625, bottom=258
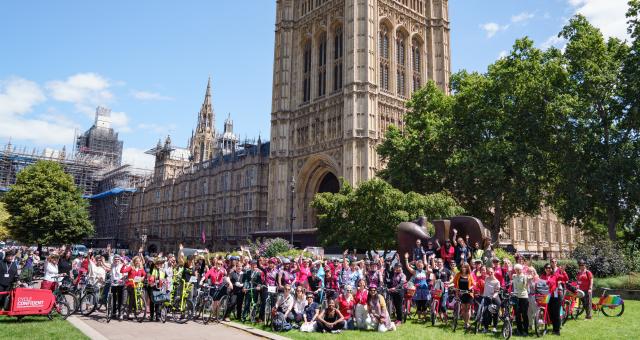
left=432, top=289, right=443, bottom=299
left=405, top=287, right=416, bottom=298
left=151, top=291, right=170, bottom=304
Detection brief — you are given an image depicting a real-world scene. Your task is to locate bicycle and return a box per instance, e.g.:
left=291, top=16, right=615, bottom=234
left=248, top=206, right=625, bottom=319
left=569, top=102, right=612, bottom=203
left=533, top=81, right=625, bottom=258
left=125, top=278, right=147, bottom=322
left=498, top=289, right=515, bottom=340
left=534, top=294, right=551, bottom=337
left=449, top=288, right=472, bottom=332
left=562, top=282, right=583, bottom=324
left=581, top=287, right=625, bottom=317
left=53, top=275, right=79, bottom=314
left=168, top=278, right=195, bottom=323
left=402, top=283, right=416, bottom=323
left=430, top=288, right=447, bottom=326
left=79, top=279, right=106, bottom=316
left=263, top=285, right=280, bottom=327
left=474, top=296, right=500, bottom=334
left=48, top=276, right=72, bottom=320
left=242, top=286, right=261, bottom=323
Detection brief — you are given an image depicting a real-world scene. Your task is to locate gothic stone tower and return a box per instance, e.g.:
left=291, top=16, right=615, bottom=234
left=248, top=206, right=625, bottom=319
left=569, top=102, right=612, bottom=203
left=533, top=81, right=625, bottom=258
left=267, top=0, right=451, bottom=235
left=189, top=77, right=217, bottom=163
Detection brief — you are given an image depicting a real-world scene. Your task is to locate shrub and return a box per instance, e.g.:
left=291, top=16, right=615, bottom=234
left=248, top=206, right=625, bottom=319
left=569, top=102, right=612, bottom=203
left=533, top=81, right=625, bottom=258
left=247, top=238, right=294, bottom=258
left=494, top=247, right=515, bottom=264
left=572, top=239, right=629, bottom=278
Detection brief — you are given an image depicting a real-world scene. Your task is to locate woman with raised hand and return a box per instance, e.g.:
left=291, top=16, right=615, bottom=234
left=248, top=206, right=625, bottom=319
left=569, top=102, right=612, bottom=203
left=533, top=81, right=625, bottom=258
left=404, top=252, right=432, bottom=321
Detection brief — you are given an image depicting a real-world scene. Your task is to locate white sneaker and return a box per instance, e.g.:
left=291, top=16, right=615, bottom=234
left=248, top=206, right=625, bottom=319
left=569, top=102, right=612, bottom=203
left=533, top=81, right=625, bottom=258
left=492, top=327, right=498, bottom=332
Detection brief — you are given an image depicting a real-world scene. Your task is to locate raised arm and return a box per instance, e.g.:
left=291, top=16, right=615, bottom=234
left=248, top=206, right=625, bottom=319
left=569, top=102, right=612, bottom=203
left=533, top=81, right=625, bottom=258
left=404, top=253, right=415, bottom=275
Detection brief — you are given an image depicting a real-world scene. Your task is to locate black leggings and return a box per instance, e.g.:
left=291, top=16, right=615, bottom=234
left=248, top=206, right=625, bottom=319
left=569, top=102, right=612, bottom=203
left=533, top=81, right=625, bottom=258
left=548, top=296, right=561, bottom=333
left=515, top=297, right=529, bottom=333
left=415, top=299, right=428, bottom=313
left=111, top=285, right=124, bottom=316
left=390, top=290, right=403, bottom=321
left=146, top=287, right=161, bottom=320
left=227, top=291, right=243, bottom=319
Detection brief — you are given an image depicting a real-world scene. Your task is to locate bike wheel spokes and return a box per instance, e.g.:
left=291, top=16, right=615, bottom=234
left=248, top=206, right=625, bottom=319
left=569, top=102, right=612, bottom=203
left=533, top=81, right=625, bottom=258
left=134, top=295, right=147, bottom=323
left=218, top=296, right=229, bottom=321
left=80, top=293, right=97, bottom=316
left=502, top=319, right=512, bottom=339
left=202, top=299, right=213, bottom=324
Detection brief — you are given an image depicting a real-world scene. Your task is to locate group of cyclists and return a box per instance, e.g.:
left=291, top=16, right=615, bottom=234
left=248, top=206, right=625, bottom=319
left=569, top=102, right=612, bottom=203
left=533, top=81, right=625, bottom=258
left=0, top=229, right=598, bottom=337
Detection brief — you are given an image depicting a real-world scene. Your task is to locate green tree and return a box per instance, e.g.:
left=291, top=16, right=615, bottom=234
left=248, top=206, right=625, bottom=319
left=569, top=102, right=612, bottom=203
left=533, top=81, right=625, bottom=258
left=379, top=38, right=566, bottom=242
left=3, top=161, right=94, bottom=246
left=0, top=202, right=10, bottom=240
left=550, top=15, right=638, bottom=240
left=311, top=178, right=463, bottom=252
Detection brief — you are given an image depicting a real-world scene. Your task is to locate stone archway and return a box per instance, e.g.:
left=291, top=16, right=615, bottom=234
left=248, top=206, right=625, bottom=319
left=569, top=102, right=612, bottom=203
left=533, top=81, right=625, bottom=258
left=296, top=154, right=341, bottom=229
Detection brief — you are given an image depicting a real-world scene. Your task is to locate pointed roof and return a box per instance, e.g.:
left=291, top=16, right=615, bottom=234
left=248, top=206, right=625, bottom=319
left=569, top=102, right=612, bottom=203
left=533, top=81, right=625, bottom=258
left=204, top=76, right=212, bottom=107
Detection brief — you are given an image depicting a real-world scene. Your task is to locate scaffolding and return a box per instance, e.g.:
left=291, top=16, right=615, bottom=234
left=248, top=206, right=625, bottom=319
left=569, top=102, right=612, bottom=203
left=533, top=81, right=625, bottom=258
left=86, top=165, right=152, bottom=248
left=0, top=142, right=104, bottom=196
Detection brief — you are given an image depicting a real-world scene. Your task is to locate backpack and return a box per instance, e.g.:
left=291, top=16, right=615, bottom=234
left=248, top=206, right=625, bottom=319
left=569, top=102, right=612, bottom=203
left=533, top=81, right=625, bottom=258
left=535, top=280, right=549, bottom=295
left=272, top=313, right=291, bottom=332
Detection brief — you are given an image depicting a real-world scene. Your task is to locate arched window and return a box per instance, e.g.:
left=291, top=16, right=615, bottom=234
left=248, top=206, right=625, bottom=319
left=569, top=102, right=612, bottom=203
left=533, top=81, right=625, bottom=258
left=333, top=26, right=343, bottom=92
left=379, top=25, right=390, bottom=92
left=396, top=31, right=406, bottom=97
left=412, top=37, right=422, bottom=92
left=318, top=32, right=327, bottom=97
left=303, top=40, right=312, bottom=103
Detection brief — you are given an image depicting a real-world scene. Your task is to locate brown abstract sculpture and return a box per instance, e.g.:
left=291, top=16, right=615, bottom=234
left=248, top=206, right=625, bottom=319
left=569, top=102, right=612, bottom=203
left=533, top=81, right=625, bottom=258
left=397, top=216, right=489, bottom=258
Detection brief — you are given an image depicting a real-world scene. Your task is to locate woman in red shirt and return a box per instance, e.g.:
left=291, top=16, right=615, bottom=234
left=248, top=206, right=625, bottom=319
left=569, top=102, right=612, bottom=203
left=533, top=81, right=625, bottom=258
left=121, top=256, right=145, bottom=319
left=354, top=280, right=368, bottom=329
left=338, top=285, right=356, bottom=330
left=539, top=264, right=568, bottom=336
left=576, top=260, right=593, bottom=319
left=201, top=259, right=232, bottom=321
left=440, top=240, right=455, bottom=270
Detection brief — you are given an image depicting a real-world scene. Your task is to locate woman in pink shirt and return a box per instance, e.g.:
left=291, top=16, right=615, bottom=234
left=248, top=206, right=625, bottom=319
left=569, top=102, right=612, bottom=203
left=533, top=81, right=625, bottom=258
left=295, top=257, right=311, bottom=289
left=201, top=259, right=232, bottom=321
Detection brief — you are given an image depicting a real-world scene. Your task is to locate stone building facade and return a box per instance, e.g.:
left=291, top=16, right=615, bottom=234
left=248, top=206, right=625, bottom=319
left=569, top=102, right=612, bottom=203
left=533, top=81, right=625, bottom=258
left=125, top=81, right=269, bottom=252
left=267, top=0, right=451, bottom=234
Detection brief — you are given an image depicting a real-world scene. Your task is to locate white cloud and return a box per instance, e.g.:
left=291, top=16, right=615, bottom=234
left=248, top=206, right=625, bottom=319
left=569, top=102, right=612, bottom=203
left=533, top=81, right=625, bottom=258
left=0, top=77, right=77, bottom=145
left=46, top=73, right=113, bottom=115
left=498, top=50, right=509, bottom=59
left=110, top=111, right=131, bottom=132
left=0, top=77, right=46, bottom=116
left=122, top=147, right=155, bottom=170
left=511, top=12, right=535, bottom=23
left=540, top=35, right=567, bottom=50
left=568, top=0, right=630, bottom=40
left=480, top=22, right=509, bottom=38
left=131, top=90, right=173, bottom=101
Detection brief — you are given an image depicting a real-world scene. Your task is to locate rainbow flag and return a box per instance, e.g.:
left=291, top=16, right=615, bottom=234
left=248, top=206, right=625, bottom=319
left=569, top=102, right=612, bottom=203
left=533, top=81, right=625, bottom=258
left=603, top=295, right=623, bottom=306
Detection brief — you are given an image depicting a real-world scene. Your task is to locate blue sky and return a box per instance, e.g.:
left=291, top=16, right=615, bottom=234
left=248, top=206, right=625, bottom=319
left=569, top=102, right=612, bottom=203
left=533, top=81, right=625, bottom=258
left=0, top=0, right=631, bottom=169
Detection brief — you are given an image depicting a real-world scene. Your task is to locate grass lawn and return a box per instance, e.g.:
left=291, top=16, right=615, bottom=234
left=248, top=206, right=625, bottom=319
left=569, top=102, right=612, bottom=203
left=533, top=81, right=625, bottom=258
left=247, top=299, right=639, bottom=340
left=0, top=316, right=88, bottom=340
left=594, top=273, right=640, bottom=290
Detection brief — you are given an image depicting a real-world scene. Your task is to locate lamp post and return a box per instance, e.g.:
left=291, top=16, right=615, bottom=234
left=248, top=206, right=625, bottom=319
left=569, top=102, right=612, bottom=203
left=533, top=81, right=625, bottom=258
left=289, top=177, right=296, bottom=245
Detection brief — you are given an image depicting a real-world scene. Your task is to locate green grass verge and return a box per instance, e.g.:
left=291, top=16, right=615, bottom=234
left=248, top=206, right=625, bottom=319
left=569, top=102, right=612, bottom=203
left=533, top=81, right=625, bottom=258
left=594, top=273, right=640, bottom=290
left=247, top=299, right=639, bottom=340
left=0, top=316, right=88, bottom=340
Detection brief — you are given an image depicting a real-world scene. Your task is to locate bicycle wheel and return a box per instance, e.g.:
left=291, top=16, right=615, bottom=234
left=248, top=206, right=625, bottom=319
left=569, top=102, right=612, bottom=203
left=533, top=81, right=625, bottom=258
left=172, top=299, right=194, bottom=324
left=250, top=302, right=258, bottom=323
left=573, top=299, right=584, bottom=319
left=133, top=294, right=147, bottom=323
left=430, top=300, right=437, bottom=326
left=562, top=300, right=571, bottom=325
left=218, top=295, right=229, bottom=321
left=160, top=305, right=168, bottom=323
left=263, top=298, right=272, bottom=327
left=601, top=301, right=624, bottom=317
left=48, top=300, right=71, bottom=320
left=202, top=298, right=214, bottom=324
left=61, top=292, right=79, bottom=314
left=534, top=308, right=547, bottom=337
left=473, top=305, right=483, bottom=334
left=80, top=293, right=97, bottom=316
left=451, top=302, right=460, bottom=331
left=106, top=295, right=113, bottom=323
left=502, top=318, right=512, bottom=339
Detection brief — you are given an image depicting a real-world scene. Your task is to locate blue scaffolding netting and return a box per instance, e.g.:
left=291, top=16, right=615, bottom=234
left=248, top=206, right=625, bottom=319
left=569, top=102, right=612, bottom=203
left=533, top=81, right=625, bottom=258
left=83, top=187, right=137, bottom=199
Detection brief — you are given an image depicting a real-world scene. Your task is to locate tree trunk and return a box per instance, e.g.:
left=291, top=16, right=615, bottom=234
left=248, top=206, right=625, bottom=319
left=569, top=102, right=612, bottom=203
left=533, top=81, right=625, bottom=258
left=491, top=194, right=504, bottom=245
left=607, top=207, right=618, bottom=241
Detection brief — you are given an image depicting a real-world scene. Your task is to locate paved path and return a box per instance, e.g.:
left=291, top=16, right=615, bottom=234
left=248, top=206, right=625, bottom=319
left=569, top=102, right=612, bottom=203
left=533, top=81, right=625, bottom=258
left=70, top=314, right=269, bottom=340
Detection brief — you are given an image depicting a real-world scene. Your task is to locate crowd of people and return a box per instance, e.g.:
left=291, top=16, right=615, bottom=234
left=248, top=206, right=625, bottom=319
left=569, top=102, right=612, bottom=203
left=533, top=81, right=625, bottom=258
left=0, top=230, right=595, bottom=337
